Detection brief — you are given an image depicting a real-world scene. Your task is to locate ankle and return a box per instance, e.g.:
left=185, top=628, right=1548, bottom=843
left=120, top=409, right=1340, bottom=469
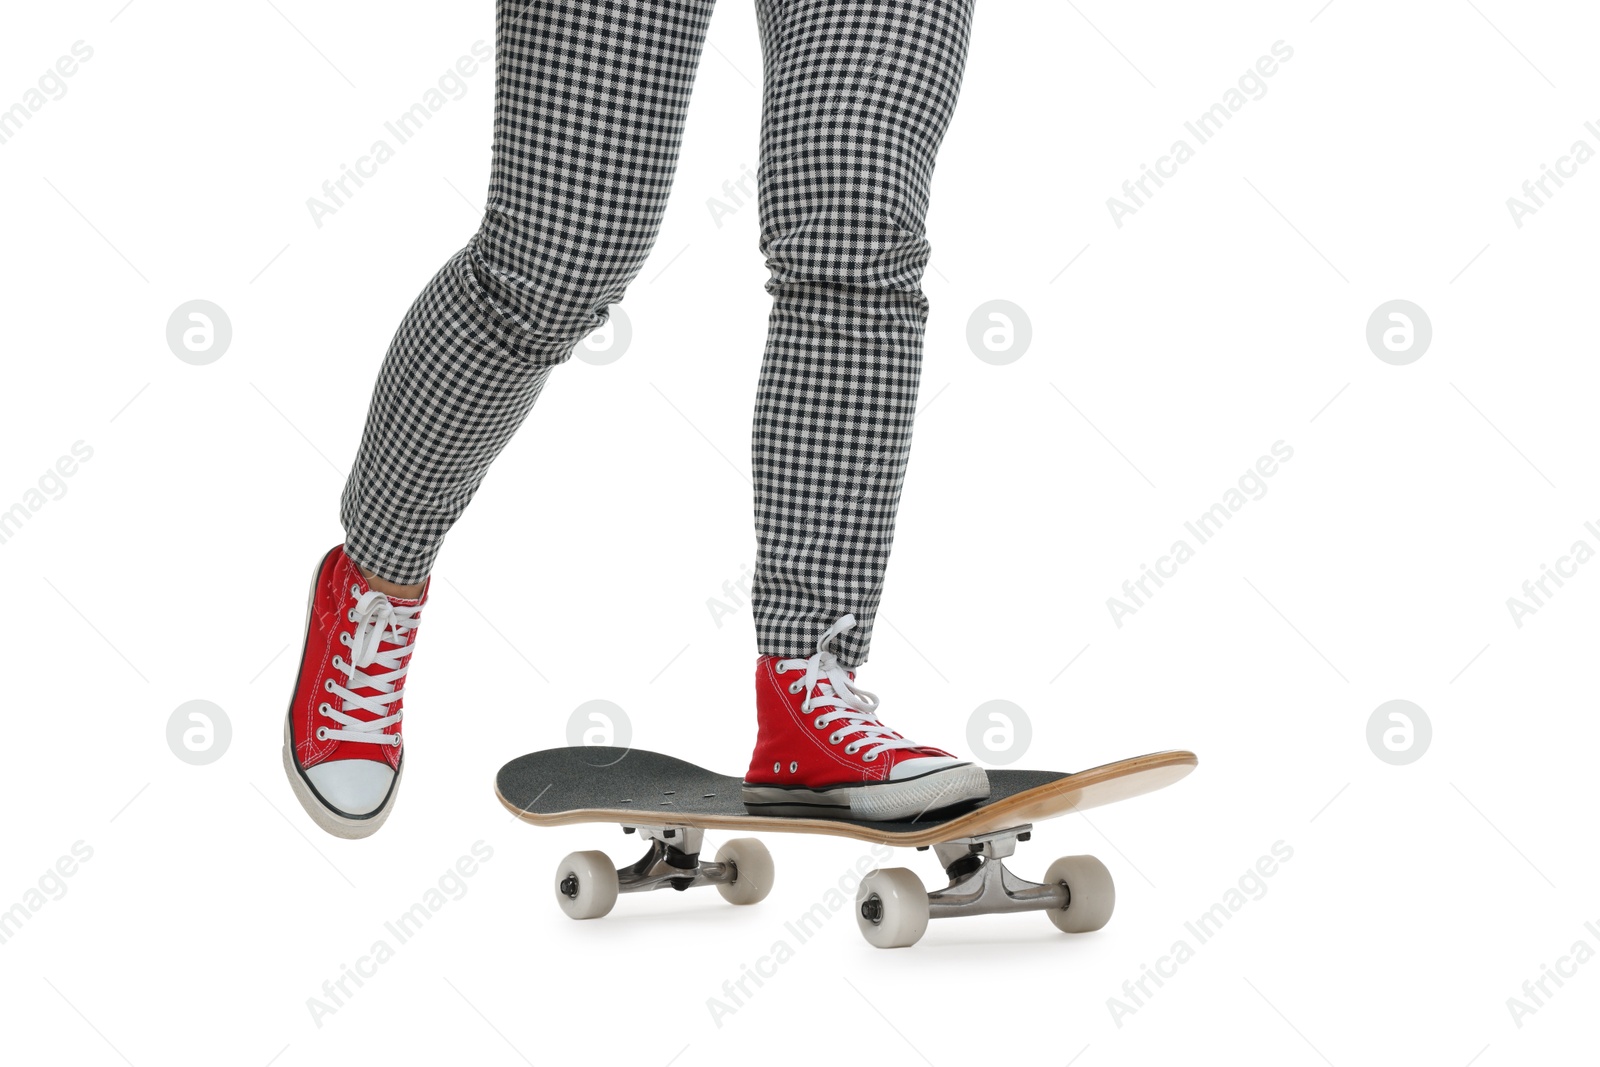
left=360, top=567, right=426, bottom=600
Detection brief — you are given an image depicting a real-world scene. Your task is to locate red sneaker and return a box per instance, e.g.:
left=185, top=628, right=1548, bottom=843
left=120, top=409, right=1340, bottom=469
left=281, top=545, right=424, bottom=838
left=743, top=615, right=988, bottom=820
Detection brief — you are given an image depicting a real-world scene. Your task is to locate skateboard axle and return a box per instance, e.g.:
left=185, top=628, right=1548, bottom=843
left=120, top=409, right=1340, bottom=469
left=615, top=826, right=736, bottom=894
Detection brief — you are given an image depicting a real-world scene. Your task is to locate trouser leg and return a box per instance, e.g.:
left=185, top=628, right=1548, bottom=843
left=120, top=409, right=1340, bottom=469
left=342, top=0, right=719, bottom=583
left=749, top=0, right=975, bottom=665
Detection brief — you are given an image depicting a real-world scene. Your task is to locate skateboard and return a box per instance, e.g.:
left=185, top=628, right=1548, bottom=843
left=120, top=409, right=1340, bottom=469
left=496, top=745, right=1197, bottom=948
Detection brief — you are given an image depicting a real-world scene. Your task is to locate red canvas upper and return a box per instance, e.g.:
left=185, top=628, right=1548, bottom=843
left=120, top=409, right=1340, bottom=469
left=288, top=545, right=426, bottom=773
left=744, top=653, right=954, bottom=789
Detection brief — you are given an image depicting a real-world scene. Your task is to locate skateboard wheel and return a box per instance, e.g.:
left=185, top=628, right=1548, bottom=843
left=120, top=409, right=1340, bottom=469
left=855, top=868, right=929, bottom=949
left=714, top=838, right=774, bottom=905
left=554, top=850, right=619, bottom=920
left=1044, top=855, right=1115, bottom=933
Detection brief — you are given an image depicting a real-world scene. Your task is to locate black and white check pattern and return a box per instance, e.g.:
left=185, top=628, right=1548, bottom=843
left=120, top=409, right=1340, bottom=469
left=342, top=0, right=974, bottom=664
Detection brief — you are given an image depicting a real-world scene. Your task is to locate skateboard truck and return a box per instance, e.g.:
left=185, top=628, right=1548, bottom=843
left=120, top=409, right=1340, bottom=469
left=854, top=825, right=1116, bottom=948
left=613, top=826, right=734, bottom=894
left=553, top=825, right=775, bottom=919
left=921, top=826, right=1068, bottom=918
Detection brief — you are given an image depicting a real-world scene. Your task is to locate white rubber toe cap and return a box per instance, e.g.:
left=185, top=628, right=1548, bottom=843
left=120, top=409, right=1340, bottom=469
left=889, top=755, right=965, bottom=781
left=303, top=759, right=396, bottom=816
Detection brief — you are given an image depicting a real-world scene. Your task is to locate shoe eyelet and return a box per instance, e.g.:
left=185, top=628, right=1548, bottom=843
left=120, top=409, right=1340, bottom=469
left=317, top=703, right=331, bottom=716
left=862, top=751, right=878, bottom=762
left=844, top=744, right=859, bottom=755
left=350, top=584, right=361, bottom=597
left=788, top=761, right=798, bottom=773
left=829, top=733, right=842, bottom=744
left=788, top=683, right=803, bottom=694
left=347, top=610, right=358, bottom=623
left=813, top=716, right=826, bottom=729
left=324, top=679, right=335, bottom=692
left=772, top=761, right=780, bottom=773
left=315, top=727, right=329, bottom=741
left=339, top=633, right=351, bottom=646
left=332, top=656, right=345, bottom=670
left=391, top=736, right=402, bottom=748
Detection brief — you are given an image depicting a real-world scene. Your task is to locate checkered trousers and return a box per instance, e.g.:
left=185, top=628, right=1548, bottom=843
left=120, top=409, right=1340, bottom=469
left=341, top=0, right=974, bottom=665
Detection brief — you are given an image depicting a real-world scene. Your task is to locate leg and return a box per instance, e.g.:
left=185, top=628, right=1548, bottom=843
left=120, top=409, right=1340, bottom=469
left=341, top=0, right=719, bottom=585
left=740, top=0, right=983, bottom=821
left=287, top=0, right=718, bottom=838
left=749, top=0, right=976, bottom=666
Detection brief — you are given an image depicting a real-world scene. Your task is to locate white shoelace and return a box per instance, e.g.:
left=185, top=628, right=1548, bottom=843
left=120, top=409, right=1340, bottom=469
left=776, top=614, right=923, bottom=762
left=319, top=588, right=420, bottom=747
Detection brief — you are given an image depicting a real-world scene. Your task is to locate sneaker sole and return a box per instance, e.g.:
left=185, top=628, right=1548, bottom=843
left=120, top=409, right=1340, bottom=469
left=741, top=763, right=990, bottom=821
left=279, top=549, right=402, bottom=840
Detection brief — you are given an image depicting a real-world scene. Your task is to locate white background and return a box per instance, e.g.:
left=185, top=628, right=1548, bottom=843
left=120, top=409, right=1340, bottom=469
left=2, top=0, right=1597, bottom=1063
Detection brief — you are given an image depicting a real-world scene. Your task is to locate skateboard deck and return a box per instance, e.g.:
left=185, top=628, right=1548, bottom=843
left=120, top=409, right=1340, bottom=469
left=496, top=746, right=1197, bottom=846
